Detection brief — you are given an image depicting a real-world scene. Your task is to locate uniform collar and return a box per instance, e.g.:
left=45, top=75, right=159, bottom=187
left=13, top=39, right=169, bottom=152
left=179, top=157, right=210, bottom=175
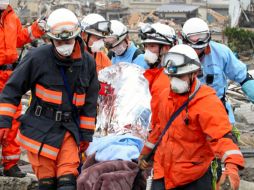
left=54, top=41, right=83, bottom=67
left=204, top=44, right=211, bottom=55
left=169, top=78, right=199, bottom=99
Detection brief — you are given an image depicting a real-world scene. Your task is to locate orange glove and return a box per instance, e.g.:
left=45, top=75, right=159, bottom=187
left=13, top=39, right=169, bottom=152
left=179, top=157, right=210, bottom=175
left=79, top=141, right=90, bottom=153
left=0, top=128, right=10, bottom=144
left=217, top=163, right=240, bottom=190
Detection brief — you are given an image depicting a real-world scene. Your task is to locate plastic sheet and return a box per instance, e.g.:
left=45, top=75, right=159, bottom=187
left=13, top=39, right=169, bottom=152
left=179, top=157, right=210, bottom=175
left=96, top=62, right=151, bottom=140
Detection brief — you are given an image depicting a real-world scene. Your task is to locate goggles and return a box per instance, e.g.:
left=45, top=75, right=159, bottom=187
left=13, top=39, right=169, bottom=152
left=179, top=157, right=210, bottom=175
left=47, top=23, right=79, bottom=40
left=162, top=52, right=200, bottom=75
left=139, top=24, right=174, bottom=45
left=104, top=32, right=128, bottom=48
left=84, top=21, right=111, bottom=35
left=185, top=32, right=210, bottom=45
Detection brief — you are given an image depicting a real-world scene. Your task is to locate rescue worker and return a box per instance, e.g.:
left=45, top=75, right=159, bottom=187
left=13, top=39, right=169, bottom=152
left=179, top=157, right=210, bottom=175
left=181, top=17, right=254, bottom=124
left=104, top=20, right=149, bottom=69
left=139, top=44, right=244, bottom=190
left=139, top=22, right=176, bottom=181
left=0, top=0, right=45, bottom=177
left=0, top=8, right=99, bottom=190
left=80, top=13, right=111, bottom=73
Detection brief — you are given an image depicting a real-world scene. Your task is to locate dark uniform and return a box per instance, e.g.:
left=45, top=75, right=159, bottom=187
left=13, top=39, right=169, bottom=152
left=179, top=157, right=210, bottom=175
left=0, top=38, right=99, bottom=161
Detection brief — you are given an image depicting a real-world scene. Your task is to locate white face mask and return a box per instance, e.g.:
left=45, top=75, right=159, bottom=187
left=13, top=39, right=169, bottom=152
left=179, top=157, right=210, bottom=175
left=144, top=49, right=158, bottom=65
left=112, top=42, right=127, bottom=56
left=90, top=39, right=104, bottom=53
left=0, top=0, right=9, bottom=10
left=55, top=43, right=75, bottom=57
left=170, top=77, right=190, bottom=94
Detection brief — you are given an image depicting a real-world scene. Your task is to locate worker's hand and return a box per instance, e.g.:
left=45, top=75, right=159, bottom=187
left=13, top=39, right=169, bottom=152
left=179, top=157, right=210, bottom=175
left=0, top=128, right=10, bottom=145
left=217, top=163, right=240, bottom=190
left=79, top=141, right=90, bottom=153
left=99, top=82, right=114, bottom=96
left=37, top=16, right=47, bottom=32
left=138, top=154, right=152, bottom=170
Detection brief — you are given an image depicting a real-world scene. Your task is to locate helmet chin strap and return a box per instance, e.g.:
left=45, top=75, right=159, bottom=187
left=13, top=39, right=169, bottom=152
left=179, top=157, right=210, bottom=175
left=184, top=73, right=196, bottom=125
left=86, top=34, right=93, bottom=54
left=150, top=44, right=163, bottom=69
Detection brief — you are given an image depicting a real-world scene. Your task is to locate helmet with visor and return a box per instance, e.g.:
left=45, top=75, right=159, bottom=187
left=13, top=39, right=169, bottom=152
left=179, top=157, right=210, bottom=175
left=162, top=44, right=201, bottom=76
left=182, top=18, right=211, bottom=49
left=104, top=20, right=128, bottom=49
left=140, top=23, right=176, bottom=46
left=81, top=14, right=111, bottom=37
left=46, top=8, right=81, bottom=40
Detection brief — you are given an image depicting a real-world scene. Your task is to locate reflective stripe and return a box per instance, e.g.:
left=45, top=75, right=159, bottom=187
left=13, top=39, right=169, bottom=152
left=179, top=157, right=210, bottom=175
left=145, top=141, right=155, bottom=149
left=27, top=26, right=35, bottom=41
left=222, top=150, right=243, bottom=162
left=17, top=133, right=58, bottom=160
left=2, top=155, right=20, bottom=160
left=80, top=116, right=95, bottom=130
left=0, top=103, right=17, bottom=117
left=73, top=93, right=86, bottom=106
left=40, top=144, right=58, bottom=160
left=36, top=84, right=62, bottom=104
left=51, top=21, right=77, bottom=32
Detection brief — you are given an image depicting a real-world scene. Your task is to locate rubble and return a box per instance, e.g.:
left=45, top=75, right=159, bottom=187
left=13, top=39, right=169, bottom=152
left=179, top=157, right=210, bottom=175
left=0, top=175, right=38, bottom=190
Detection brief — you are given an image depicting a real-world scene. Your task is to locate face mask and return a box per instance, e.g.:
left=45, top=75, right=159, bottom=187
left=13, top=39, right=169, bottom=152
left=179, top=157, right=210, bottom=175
left=55, top=43, right=75, bottom=57
left=90, top=39, right=104, bottom=53
left=112, top=42, right=127, bottom=56
left=0, top=0, right=9, bottom=10
left=144, top=49, right=158, bottom=65
left=170, top=77, right=190, bottom=94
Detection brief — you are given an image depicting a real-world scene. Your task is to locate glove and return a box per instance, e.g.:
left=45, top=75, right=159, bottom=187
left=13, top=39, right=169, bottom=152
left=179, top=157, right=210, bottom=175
left=217, top=163, right=240, bottom=190
left=99, top=82, right=114, bottom=96
left=242, top=79, right=254, bottom=103
left=79, top=141, right=90, bottom=153
left=36, top=16, right=47, bottom=32
left=0, top=128, right=10, bottom=144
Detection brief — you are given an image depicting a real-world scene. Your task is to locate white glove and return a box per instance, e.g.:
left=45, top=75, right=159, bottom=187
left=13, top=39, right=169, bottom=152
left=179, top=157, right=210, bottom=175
left=37, top=16, right=47, bottom=31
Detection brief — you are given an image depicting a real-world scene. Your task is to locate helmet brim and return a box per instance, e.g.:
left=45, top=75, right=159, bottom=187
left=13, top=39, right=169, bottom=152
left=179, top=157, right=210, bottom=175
left=142, top=39, right=172, bottom=46
left=165, top=64, right=200, bottom=76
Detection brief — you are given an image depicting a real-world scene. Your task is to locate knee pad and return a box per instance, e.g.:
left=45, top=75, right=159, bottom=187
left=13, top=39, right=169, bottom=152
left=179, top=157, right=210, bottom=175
left=39, top=177, right=57, bottom=190
left=57, top=174, right=76, bottom=190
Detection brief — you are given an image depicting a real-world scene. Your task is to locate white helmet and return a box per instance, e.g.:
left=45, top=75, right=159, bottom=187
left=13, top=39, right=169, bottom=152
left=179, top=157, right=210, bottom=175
left=104, top=20, right=128, bottom=48
left=140, top=23, right=176, bottom=46
left=46, top=8, right=81, bottom=40
left=182, top=17, right=211, bottom=49
left=81, top=13, right=111, bottom=37
left=163, top=44, right=200, bottom=76
left=0, top=0, right=10, bottom=10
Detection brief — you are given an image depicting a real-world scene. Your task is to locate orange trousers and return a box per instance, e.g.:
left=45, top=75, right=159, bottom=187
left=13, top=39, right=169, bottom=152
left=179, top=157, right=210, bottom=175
left=1, top=104, right=22, bottom=170
left=27, top=131, right=80, bottom=179
left=1, top=70, right=22, bottom=170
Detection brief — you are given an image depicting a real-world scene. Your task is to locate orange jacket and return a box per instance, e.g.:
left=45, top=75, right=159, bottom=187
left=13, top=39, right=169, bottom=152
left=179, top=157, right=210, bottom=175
left=147, top=79, right=244, bottom=189
left=0, top=6, right=44, bottom=65
left=94, top=51, right=111, bottom=72
left=143, top=68, right=170, bottom=180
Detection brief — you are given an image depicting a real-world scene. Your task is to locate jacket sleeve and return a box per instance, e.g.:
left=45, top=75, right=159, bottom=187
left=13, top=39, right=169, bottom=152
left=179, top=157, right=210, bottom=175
left=0, top=51, right=36, bottom=128
left=141, top=123, right=161, bottom=155
left=16, top=15, right=44, bottom=48
left=222, top=43, right=247, bottom=84
left=79, top=55, right=100, bottom=142
left=198, top=92, right=245, bottom=168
